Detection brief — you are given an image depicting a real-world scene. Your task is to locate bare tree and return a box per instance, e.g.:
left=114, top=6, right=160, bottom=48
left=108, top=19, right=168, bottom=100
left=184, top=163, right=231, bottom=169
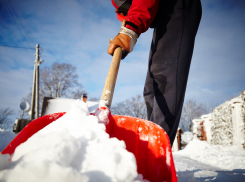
left=0, top=108, right=15, bottom=130
left=21, top=62, right=85, bottom=118
left=40, top=62, right=80, bottom=98
left=111, top=95, right=147, bottom=119
left=180, top=99, right=208, bottom=132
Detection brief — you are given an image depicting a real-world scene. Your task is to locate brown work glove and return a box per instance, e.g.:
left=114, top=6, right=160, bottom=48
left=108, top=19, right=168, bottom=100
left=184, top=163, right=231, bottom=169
left=115, top=9, right=126, bottom=16
left=107, top=20, right=138, bottom=59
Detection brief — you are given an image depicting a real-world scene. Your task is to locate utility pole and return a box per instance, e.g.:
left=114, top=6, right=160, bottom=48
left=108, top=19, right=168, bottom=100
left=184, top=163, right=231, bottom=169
left=30, top=44, right=43, bottom=120
left=30, top=65, right=36, bottom=119
left=35, top=44, right=40, bottom=119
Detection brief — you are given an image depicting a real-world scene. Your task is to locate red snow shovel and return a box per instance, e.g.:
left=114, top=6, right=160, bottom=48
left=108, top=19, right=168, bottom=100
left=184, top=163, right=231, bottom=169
left=2, top=48, right=177, bottom=182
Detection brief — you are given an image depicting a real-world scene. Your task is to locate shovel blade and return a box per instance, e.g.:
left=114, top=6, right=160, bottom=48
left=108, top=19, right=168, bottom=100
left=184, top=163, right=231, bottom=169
left=2, top=111, right=177, bottom=182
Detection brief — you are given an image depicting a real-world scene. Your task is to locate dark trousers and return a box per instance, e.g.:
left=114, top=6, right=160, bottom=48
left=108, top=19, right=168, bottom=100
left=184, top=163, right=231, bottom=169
left=144, top=0, right=202, bottom=145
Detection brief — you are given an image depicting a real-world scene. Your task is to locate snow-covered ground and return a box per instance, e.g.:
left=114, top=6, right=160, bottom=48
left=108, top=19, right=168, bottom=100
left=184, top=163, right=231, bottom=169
left=174, top=139, right=245, bottom=182
left=0, top=100, right=245, bottom=182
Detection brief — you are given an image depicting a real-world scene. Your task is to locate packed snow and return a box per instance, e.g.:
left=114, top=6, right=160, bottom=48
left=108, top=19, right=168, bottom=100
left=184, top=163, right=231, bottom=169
left=174, top=138, right=245, bottom=181
left=1, top=99, right=245, bottom=181
left=175, top=138, right=245, bottom=170
left=0, top=100, right=148, bottom=182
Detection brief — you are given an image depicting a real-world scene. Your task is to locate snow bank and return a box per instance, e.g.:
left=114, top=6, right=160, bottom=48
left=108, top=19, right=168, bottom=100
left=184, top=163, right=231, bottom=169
left=0, top=129, right=16, bottom=152
left=181, top=131, right=193, bottom=144
left=175, top=139, right=245, bottom=170
left=0, top=100, right=148, bottom=182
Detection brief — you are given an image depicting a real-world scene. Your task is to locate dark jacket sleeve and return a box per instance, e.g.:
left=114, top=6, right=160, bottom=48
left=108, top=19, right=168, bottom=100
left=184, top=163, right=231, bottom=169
left=112, top=0, right=160, bottom=36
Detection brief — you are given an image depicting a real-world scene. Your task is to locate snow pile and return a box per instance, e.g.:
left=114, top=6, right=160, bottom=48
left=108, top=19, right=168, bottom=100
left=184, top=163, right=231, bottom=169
left=0, top=100, right=148, bottom=182
left=176, top=139, right=245, bottom=170
left=0, top=129, right=16, bottom=152
left=181, top=131, right=193, bottom=144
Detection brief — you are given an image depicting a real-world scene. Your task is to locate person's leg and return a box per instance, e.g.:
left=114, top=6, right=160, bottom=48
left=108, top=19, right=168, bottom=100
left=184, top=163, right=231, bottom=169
left=144, top=0, right=202, bottom=145
left=143, top=70, right=154, bottom=120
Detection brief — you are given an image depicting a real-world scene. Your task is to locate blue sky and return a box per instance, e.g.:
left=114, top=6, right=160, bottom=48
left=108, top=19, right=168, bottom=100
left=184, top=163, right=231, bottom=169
left=0, top=0, right=245, bottom=118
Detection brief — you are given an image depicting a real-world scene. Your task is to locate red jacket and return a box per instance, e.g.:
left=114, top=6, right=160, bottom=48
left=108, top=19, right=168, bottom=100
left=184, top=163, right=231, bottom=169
left=112, top=0, right=160, bottom=36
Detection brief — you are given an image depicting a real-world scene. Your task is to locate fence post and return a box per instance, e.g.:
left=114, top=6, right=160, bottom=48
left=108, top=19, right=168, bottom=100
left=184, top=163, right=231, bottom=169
left=177, top=128, right=182, bottom=150
left=172, top=128, right=182, bottom=152
left=201, top=114, right=212, bottom=143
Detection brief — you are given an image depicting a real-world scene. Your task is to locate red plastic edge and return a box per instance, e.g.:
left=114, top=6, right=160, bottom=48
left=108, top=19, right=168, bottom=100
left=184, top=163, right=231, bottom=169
left=1, top=112, right=66, bottom=155
left=1, top=112, right=177, bottom=182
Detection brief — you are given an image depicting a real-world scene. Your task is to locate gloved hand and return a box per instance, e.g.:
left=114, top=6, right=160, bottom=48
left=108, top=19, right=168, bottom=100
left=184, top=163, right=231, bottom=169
left=115, top=9, right=126, bottom=16
left=107, top=20, right=138, bottom=59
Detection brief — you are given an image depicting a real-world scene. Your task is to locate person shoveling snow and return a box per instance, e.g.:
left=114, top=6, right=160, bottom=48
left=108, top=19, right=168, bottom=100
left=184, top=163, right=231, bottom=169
left=108, top=0, right=202, bottom=146
left=0, top=100, right=148, bottom=182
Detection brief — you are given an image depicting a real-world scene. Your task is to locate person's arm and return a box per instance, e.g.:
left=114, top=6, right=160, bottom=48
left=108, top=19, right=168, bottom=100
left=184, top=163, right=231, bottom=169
left=124, top=0, right=160, bottom=36
left=108, top=0, right=160, bottom=58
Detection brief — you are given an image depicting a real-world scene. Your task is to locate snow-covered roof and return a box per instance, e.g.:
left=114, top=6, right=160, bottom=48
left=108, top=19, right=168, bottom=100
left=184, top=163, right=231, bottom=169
left=41, top=97, right=99, bottom=116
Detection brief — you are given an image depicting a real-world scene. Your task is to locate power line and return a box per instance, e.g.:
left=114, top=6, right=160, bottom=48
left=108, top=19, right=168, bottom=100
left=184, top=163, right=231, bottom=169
left=10, top=0, right=36, bottom=44
left=0, top=2, right=34, bottom=60
left=0, top=44, right=35, bottom=49
left=1, top=0, right=34, bottom=47
left=0, top=13, right=20, bottom=43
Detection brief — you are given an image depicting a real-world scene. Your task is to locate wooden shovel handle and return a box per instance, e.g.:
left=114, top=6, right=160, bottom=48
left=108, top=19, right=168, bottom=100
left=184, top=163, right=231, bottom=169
left=100, top=47, right=122, bottom=108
